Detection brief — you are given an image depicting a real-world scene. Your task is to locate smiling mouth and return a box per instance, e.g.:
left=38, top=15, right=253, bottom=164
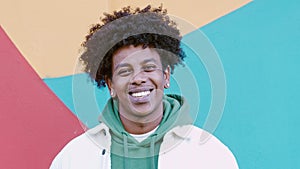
left=129, top=89, right=153, bottom=98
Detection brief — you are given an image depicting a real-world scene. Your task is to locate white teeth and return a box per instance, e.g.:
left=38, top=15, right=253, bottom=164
left=131, top=91, right=150, bottom=97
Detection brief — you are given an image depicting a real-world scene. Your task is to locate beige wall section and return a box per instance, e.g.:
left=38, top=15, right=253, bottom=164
left=0, top=0, right=108, bottom=78
left=110, top=0, right=251, bottom=34
left=0, top=0, right=251, bottom=78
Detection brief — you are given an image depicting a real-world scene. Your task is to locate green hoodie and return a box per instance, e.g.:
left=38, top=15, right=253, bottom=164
left=99, top=94, right=193, bottom=169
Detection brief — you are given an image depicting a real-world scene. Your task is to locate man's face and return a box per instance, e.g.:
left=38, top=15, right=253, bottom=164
left=107, top=45, right=170, bottom=123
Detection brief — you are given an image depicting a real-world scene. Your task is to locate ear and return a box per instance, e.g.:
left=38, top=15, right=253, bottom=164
left=163, top=66, right=171, bottom=89
left=105, top=77, right=115, bottom=98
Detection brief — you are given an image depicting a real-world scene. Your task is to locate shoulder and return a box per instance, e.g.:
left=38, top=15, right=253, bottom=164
left=49, top=123, right=110, bottom=169
left=190, top=126, right=238, bottom=166
left=159, top=125, right=239, bottom=169
left=59, top=123, right=109, bottom=153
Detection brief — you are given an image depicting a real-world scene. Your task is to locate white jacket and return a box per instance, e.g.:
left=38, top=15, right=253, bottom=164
left=50, top=123, right=239, bottom=169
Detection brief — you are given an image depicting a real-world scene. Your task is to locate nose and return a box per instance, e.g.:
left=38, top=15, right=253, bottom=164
left=130, top=70, right=147, bottom=85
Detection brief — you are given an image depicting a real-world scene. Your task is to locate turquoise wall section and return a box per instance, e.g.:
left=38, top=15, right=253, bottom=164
left=200, top=0, right=300, bottom=168
left=44, top=0, right=300, bottom=168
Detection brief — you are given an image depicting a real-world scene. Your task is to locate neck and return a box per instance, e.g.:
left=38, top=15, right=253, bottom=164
left=119, top=113, right=163, bottom=134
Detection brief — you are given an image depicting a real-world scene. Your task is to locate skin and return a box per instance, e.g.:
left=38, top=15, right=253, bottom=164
left=106, top=45, right=170, bottom=134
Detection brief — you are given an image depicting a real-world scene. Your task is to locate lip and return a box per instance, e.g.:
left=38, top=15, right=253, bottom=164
left=128, top=86, right=154, bottom=104
left=128, top=86, right=154, bottom=94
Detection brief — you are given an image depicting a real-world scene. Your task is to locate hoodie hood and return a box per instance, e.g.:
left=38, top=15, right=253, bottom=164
left=99, top=94, right=192, bottom=157
left=99, top=94, right=193, bottom=156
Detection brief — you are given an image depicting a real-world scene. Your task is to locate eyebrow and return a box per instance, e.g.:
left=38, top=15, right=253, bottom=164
left=141, top=58, right=158, bottom=65
left=114, top=58, right=159, bottom=71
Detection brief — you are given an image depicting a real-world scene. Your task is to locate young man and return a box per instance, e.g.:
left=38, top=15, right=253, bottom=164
left=50, top=5, right=239, bottom=169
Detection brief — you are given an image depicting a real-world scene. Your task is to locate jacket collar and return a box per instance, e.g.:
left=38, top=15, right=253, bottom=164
left=86, top=123, right=194, bottom=153
left=87, top=123, right=111, bottom=151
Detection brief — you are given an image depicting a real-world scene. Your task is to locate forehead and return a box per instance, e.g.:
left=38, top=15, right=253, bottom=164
left=112, top=45, right=161, bottom=68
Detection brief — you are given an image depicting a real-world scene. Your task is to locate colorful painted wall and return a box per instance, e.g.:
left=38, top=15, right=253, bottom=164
left=1, top=0, right=300, bottom=168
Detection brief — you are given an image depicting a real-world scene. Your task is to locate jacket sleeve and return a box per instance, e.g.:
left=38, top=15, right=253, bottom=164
left=220, top=144, right=239, bottom=169
left=49, top=151, right=63, bottom=169
left=199, top=130, right=240, bottom=169
left=159, top=125, right=239, bottom=169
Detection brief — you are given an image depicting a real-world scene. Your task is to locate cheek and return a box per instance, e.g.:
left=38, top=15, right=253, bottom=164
left=112, top=77, right=130, bottom=93
left=152, top=73, right=166, bottom=88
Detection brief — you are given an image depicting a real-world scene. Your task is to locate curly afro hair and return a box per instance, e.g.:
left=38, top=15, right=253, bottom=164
left=79, top=5, right=186, bottom=88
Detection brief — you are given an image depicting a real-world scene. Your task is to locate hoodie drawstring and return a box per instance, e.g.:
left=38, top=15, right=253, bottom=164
left=150, top=134, right=157, bottom=169
left=122, top=132, right=129, bottom=169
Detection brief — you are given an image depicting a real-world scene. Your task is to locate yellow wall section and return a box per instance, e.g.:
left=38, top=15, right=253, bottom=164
left=110, top=0, right=251, bottom=34
left=0, top=0, right=251, bottom=78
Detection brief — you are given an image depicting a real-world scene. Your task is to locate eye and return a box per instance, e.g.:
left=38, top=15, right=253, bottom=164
left=117, top=68, right=132, bottom=76
left=143, top=64, right=157, bottom=72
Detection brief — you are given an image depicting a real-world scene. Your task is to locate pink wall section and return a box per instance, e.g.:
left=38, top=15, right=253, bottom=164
left=0, top=26, right=85, bottom=168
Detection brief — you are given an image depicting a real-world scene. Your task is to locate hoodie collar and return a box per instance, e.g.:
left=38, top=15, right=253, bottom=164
left=95, top=94, right=193, bottom=159
left=98, top=94, right=193, bottom=140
